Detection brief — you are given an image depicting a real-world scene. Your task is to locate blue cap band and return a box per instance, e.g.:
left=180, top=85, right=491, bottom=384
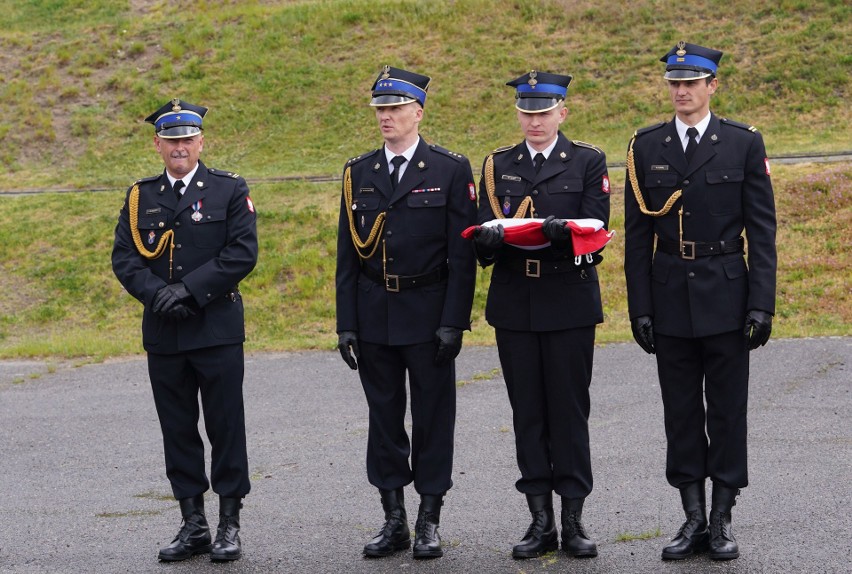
left=666, top=54, right=718, bottom=74
left=515, top=83, right=567, bottom=97
left=373, top=79, right=427, bottom=105
left=155, top=111, right=203, bottom=132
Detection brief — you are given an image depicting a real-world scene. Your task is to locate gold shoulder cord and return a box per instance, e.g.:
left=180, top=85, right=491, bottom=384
left=128, top=184, right=175, bottom=278
left=627, top=137, right=693, bottom=255
left=626, top=137, right=681, bottom=217
left=344, top=166, right=385, bottom=260
left=485, top=154, right=533, bottom=219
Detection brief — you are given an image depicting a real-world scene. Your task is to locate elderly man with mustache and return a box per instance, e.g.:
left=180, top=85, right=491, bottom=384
left=112, top=98, right=258, bottom=563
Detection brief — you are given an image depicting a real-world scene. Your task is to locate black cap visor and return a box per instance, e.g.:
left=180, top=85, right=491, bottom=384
left=664, top=66, right=713, bottom=80
left=369, top=93, right=419, bottom=107
left=515, top=95, right=562, bottom=113
left=157, top=125, right=203, bottom=139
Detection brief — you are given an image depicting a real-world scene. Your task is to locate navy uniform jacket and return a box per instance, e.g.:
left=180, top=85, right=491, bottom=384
left=623, top=114, right=777, bottom=338
left=336, top=137, right=477, bottom=346
left=112, top=160, right=258, bottom=354
left=477, top=131, right=610, bottom=332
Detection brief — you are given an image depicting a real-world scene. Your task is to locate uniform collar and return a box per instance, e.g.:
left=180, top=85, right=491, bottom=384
left=165, top=162, right=200, bottom=191
left=675, top=112, right=712, bottom=145
left=525, top=136, right=558, bottom=160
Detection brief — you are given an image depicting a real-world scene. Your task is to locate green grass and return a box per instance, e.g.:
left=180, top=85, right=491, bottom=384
left=0, top=162, right=848, bottom=358
left=0, top=0, right=849, bottom=358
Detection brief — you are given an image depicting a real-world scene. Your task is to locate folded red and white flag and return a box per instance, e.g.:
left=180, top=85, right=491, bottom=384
left=461, top=218, right=614, bottom=255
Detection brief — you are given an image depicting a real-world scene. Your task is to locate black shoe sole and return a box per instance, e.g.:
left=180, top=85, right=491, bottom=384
left=158, top=544, right=212, bottom=562
left=413, top=549, right=443, bottom=559
left=210, top=553, right=241, bottom=562
left=363, top=541, right=411, bottom=557
left=513, top=543, right=559, bottom=559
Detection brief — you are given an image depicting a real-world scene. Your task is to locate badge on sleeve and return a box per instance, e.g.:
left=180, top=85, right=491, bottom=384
left=246, top=197, right=255, bottom=213
left=468, top=183, right=476, bottom=201
left=764, top=158, right=771, bottom=176
left=602, top=175, right=611, bottom=194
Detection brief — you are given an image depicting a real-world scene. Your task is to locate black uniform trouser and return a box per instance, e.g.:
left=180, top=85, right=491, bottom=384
left=655, top=330, right=749, bottom=489
left=495, top=326, right=595, bottom=499
left=147, top=344, right=251, bottom=500
left=357, top=340, right=456, bottom=496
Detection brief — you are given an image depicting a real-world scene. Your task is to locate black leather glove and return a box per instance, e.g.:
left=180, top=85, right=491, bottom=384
left=631, top=315, right=655, bottom=354
left=541, top=215, right=573, bottom=249
left=472, top=225, right=504, bottom=259
left=152, top=282, right=191, bottom=315
left=434, top=326, right=463, bottom=365
left=337, top=331, right=360, bottom=370
left=163, top=302, right=196, bottom=320
left=744, top=309, right=772, bottom=350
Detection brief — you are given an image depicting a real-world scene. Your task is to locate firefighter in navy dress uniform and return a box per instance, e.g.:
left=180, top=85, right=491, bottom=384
left=335, top=66, right=477, bottom=559
left=471, top=71, right=610, bottom=560
left=112, top=99, right=258, bottom=563
left=623, top=43, right=777, bottom=561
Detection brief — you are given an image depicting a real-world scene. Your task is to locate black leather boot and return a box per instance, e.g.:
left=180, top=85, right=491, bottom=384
left=363, top=488, right=411, bottom=557
left=662, top=480, right=709, bottom=560
left=709, top=484, right=740, bottom=560
left=157, top=495, right=212, bottom=561
left=512, top=493, right=558, bottom=559
left=561, top=497, right=597, bottom=557
left=210, top=497, right=242, bottom=562
left=413, top=494, right=443, bottom=559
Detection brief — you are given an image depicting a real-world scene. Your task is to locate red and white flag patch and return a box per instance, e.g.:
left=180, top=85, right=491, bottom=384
left=764, top=158, right=771, bottom=176
left=468, top=182, right=476, bottom=201
left=601, top=175, right=610, bottom=194
left=246, top=197, right=255, bottom=213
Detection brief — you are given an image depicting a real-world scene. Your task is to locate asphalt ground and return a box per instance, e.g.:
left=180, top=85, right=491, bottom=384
left=0, top=337, right=849, bottom=574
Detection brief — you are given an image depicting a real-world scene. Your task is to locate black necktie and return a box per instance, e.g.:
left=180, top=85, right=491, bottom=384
left=533, top=153, right=545, bottom=173
left=390, top=155, right=406, bottom=189
left=685, top=127, right=698, bottom=163
left=172, top=179, right=185, bottom=200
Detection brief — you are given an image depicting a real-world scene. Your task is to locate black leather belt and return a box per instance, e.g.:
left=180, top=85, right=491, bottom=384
left=362, top=263, right=448, bottom=292
left=656, top=236, right=744, bottom=260
left=501, top=257, right=586, bottom=277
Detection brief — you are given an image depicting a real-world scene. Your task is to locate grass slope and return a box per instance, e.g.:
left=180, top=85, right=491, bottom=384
left=0, top=0, right=849, bottom=358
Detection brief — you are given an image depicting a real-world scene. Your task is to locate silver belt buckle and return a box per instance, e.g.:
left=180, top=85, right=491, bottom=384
left=680, top=241, right=696, bottom=260
left=385, top=274, right=400, bottom=292
left=525, top=259, right=541, bottom=278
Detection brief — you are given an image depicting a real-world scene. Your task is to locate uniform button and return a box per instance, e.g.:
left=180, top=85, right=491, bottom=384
left=176, top=243, right=182, bottom=249
left=683, top=179, right=690, bottom=185
left=424, top=200, right=429, bottom=205
left=388, top=204, right=394, bottom=210
left=688, top=272, right=695, bottom=278
left=176, top=266, right=183, bottom=272
left=532, top=190, right=539, bottom=196
left=684, top=212, right=691, bottom=217
left=386, top=230, right=393, bottom=236
left=723, top=175, right=729, bottom=180
left=388, top=257, right=394, bottom=263
left=175, top=222, right=181, bottom=228
left=206, top=293, right=212, bottom=299
left=158, top=222, right=164, bottom=228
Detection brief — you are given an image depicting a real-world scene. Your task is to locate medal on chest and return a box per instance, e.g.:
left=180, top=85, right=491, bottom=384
left=191, top=200, right=203, bottom=222
left=502, top=197, right=511, bottom=216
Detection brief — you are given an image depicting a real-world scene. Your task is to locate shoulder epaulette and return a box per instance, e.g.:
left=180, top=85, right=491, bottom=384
left=572, top=140, right=603, bottom=154
left=346, top=149, right=379, bottom=167
left=207, top=167, right=240, bottom=179
left=491, top=144, right=514, bottom=155
left=429, top=144, right=467, bottom=162
left=720, top=118, right=759, bottom=133
left=134, top=174, right=160, bottom=185
left=633, top=122, right=666, bottom=138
